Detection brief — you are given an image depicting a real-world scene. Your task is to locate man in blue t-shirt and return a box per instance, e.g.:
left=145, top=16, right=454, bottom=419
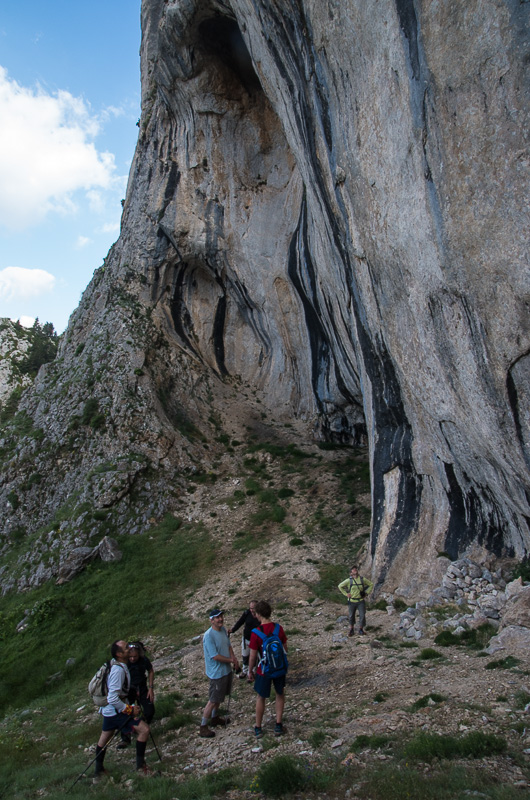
left=200, top=609, right=240, bottom=738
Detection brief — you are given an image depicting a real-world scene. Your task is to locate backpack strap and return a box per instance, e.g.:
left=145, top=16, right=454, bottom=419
left=252, top=627, right=266, bottom=643
left=273, top=623, right=280, bottom=637
left=115, top=662, right=130, bottom=694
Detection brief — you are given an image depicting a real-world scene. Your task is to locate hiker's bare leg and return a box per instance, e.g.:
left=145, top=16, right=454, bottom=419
left=255, top=695, right=266, bottom=728
left=132, top=719, right=149, bottom=743
left=97, top=729, right=114, bottom=748
left=275, top=691, right=285, bottom=724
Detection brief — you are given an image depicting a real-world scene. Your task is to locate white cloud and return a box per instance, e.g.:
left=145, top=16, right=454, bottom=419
left=0, top=267, right=56, bottom=300
left=18, top=315, right=35, bottom=328
left=101, top=104, right=125, bottom=121
left=100, top=222, right=120, bottom=234
left=75, top=235, right=92, bottom=249
left=0, top=67, right=118, bottom=230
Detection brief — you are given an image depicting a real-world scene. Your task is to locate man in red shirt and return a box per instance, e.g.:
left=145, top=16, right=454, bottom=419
left=248, top=600, right=288, bottom=738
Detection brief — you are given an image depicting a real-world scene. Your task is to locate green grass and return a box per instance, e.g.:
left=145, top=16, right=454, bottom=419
left=434, top=630, right=460, bottom=646
left=233, top=529, right=264, bottom=552
left=249, top=504, right=286, bottom=526
left=289, top=536, right=305, bottom=546
left=0, top=514, right=212, bottom=711
left=351, top=734, right=391, bottom=751
left=361, top=763, right=520, bottom=800
left=512, top=558, right=530, bottom=582
left=442, top=623, right=499, bottom=651
left=513, top=689, right=530, bottom=709
left=418, top=647, right=444, bottom=660
left=311, top=563, right=346, bottom=602
left=308, top=729, right=327, bottom=748
left=154, top=691, right=182, bottom=718
left=455, top=623, right=496, bottom=650
left=409, top=693, right=447, bottom=711
left=485, top=655, right=520, bottom=670
left=402, top=730, right=507, bottom=760
left=257, top=755, right=307, bottom=796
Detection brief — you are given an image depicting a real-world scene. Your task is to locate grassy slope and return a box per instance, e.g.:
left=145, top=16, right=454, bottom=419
left=0, top=435, right=527, bottom=799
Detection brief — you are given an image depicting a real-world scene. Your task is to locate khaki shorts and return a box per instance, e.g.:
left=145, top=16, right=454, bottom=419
left=208, top=671, right=233, bottom=704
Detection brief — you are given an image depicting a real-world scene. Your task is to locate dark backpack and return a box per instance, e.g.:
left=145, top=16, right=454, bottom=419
left=252, top=623, right=288, bottom=678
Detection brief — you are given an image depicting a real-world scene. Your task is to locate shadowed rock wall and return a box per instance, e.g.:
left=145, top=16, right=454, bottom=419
left=118, top=0, right=529, bottom=591
left=1, top=0, right=528, bottom=595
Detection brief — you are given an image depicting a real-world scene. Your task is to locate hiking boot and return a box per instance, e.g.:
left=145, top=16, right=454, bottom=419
left=254, top=726, right=263, bottom=739
left=359, top=628, right=365, bottom=635
left=117, top=739, right=130, bottom=749
left=137, top=762, right=155, bottom=777
left=211, top=715, right=227, bottom=727
left=93, top=768, right=110, bottom=783
left=348, top=628, right=354, bottom=637
left=274, top=722, right=285, bottom=736
left=238, top=671, right=247, bottom=679
left=199, top=725, right=215, bottom=738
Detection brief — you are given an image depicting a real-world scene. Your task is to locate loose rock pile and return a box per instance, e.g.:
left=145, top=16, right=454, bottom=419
left=393, top=558, right=521, bottom=641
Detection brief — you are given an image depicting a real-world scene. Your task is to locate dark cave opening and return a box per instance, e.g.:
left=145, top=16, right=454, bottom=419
left=198, top=17, right=263, bottom=95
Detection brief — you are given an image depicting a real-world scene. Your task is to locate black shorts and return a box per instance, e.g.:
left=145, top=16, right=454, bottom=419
left=254, top=673, right=286, bottom=699
left=101, top=712, right=141, bottom=735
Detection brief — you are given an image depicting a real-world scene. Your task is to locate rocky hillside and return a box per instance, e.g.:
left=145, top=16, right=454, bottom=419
left=1, top=415, right=528, bottom=797
left=74, top=535, right=530, bottom=796
left=0, top=319, right=33, bottom=406
left=0, top=0, right=529, bottom=597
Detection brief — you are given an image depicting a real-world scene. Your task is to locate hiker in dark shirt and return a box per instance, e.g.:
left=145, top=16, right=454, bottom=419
left=118, top=641, right=155, bottom=748
left=94, top=639, right=152, bottom=777
left=228, top=599, right=259, bottom=679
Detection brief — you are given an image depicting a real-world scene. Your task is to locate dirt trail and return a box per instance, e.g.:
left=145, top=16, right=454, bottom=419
left=133, top=540, right=530, bottom=792
left=103, top=408, right=529, bottom=793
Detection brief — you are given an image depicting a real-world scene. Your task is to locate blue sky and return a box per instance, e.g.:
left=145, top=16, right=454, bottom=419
left=0, top=1, right=142, bottom=333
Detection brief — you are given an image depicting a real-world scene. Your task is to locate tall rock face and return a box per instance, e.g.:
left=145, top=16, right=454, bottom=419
left=0, top=320, right=32, bottom=406
left=1, top=0, right=529, bottom=595
left=129, top=0, right=530, bottom=588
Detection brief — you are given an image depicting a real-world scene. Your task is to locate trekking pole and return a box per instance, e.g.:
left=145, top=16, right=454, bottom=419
left=69, top=710, right=136, bottom=791
left=225, top=664, right=236, bottom=724
left=148, top=728, right=162, bottom=762
left=69, top=729, right=116, bottom=790
left=138, top=705, right=162, bottom=762
left=68, top=724, right=111, bottom=790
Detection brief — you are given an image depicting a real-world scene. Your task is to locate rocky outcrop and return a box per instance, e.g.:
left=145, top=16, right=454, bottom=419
left=128, top=0, right=530, bottom=587
left=0, top=319, right=32, bottom=406
left=394, top=559, right=530, bottom=657
left=55, top=536, right=122, bottom=584
left=0, top=0, right=529, bottom=593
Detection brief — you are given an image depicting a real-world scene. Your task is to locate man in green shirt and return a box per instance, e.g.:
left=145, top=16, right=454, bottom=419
left=338, top=565, right=374, bottom=636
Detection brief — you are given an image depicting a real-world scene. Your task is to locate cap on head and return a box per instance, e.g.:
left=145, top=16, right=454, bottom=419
left=209, top=608, right=224, bottom=619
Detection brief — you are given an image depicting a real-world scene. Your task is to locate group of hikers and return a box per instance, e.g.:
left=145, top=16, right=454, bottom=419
left=89, top=565, right=373, bottom=779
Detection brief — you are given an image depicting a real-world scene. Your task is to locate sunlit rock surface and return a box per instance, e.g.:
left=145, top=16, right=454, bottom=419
left=1, top=0, right=529, bottom=592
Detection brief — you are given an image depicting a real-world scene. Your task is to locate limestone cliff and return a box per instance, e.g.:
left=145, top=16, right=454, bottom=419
left=0, top=320, right=33, bottom=406
left=1, top=0, right=529, bottom=594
